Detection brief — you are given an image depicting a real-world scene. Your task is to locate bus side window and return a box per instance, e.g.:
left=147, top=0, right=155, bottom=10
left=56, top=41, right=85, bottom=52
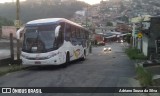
left=80, top=29, right=83, bottom=39
left=85, top=30, right=88, bottom=39
left=71, top=26, right=75, bottom=38
left=59, top=22, right=65, bottom=45
left=76, top=28, right=80, bottom=38
left=75, top=28, right=77, bottom=38
left=71, top=26, right=77, bottom=45
left=81, top=30, right=84, bottom=39
left=83, top=30, right=86, bottom=39
left=65, top=24, right=71, bottom=41
left=60, top=22, right=65, bottom=41
left=86, top=31, right=89, bottom=39
left=71, top=26, right=73, bottom=38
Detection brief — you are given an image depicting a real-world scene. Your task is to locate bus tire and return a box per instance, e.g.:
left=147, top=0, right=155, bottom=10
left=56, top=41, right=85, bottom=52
left=62, top=52, right=70, bottom=68
left=81, top=50, right=86, bottom=61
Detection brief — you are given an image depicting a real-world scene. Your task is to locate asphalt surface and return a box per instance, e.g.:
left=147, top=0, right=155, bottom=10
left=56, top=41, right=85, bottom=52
left=0, top=43, right=137, bottom=96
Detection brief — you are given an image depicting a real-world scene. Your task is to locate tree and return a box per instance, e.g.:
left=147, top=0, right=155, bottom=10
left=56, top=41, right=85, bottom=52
left=122, top=15, right=129, bottom=23
left=125, top=34, right=132, bottom=44
left=106, top=22, right=113, bottom=26
left=119, top=2, right=125, bottom=13
left=0, top=0, right=88, bottom=23
left=0, top=16, right=13, bottom=28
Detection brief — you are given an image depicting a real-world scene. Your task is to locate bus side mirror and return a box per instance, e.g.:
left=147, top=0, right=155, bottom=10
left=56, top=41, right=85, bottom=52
left=16, top=27, right=24, bottom=39
left=55, top=25, right=61, bottom=37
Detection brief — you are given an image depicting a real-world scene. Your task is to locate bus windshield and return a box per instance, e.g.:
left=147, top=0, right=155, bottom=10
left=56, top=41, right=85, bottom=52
left=22, top=25, right=58, bottom=53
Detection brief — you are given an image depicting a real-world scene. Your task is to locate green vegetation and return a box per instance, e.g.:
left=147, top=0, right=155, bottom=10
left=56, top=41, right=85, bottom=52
left=0, top=16, right=13, bottom=28
left=125, top=48, right=147, bottom=60
left=120, top=15, right=129, bottom=23
left=119, top=2, right=125, bottom=13
left=106, top=22, right=113, bottom=26
left=0, top=0, right=88, bottom=23
left=0, top=64, right=25, bottom=76
left=136, top=64, right=153, bottom=87
left=125, top=34, right=132, bottom=44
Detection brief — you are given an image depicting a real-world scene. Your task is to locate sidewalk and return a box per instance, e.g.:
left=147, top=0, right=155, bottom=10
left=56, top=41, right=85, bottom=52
left=120, top=44, right=160, bottom=96
left=0, top=49, right=10, bottom=60
left=114, top=77, right=146, bottom=96
left=0, top=39, right=24, bottom=77
left=0, top=63, right=26, bottom=77
left=115, top=77, right=160, bottom=96
left=0, top=38, right=16, bottom=43
left=0, top=49, right=11, bottom=69
left=0, top=52, right=23, bottom=77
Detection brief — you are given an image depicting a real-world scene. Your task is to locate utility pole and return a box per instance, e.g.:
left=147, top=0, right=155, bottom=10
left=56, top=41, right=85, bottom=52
left=86, top=5, right=88, bottom=28
left=16, top=0, right=20, bottom=22
left=85, top=5, right=92, bottom=53
left=16, top=0, right=21, bottom=64
left=10, top=33, right=14, bottom=65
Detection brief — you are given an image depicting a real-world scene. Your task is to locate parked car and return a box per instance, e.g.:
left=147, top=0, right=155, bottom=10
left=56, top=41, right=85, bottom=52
left=97, top=41, right=105, bottom=46
left=103, top=45, right=112, bottom=52
left=117, top=39, right=124, bottom=43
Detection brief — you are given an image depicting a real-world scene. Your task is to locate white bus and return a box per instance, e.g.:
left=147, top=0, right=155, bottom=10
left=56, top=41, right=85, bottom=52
left=17, top=18, right=90, bottom=66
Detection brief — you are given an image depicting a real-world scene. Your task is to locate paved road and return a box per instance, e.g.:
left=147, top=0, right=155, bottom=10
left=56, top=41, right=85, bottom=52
left=0, top=43, right=136, bottom=96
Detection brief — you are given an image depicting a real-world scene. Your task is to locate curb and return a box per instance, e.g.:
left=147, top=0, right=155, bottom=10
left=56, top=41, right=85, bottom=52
left=0, top=58, right=11, bottom=67
left=0, top=64, right=27, bottom=77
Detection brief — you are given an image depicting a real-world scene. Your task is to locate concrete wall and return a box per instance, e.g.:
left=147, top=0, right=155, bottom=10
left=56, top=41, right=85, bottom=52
left=147, top=18, right=160, bottom=56
left=142, top=36, right=148, bottom=56
left=142, top=17, right=160, bottom=58
left=2, top=26, right=17, bottom=39
left=95, top=34, right=103, bottom=42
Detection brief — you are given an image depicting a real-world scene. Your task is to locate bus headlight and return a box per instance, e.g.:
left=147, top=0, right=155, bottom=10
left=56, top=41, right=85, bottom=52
left=45, top=53, right=57, bottom=59
left=21, top=54, right=29, bottom=59
left=46, top=55, right=53, bottom=59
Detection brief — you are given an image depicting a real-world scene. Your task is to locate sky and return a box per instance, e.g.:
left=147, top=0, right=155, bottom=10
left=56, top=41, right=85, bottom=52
left=78, top=0, right=108, bottom=5
left=0, top=0, right=25, bottom=3
left=0, top=0, right=108, bottom=5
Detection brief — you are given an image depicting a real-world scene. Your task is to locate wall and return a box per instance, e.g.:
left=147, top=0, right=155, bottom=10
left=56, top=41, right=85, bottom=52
left=145, top=17, right=160, bottom=58
left=2, top=26, right=17, bottom=39
left=95, top=34, right=103, bottom=42
left=142, top=36, right=148, bottom=56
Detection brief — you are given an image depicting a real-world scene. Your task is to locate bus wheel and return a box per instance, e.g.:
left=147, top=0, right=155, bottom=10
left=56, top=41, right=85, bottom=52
left=81, top=50, right=86, bottom=61
left=62, top=52, right=70, bottom=68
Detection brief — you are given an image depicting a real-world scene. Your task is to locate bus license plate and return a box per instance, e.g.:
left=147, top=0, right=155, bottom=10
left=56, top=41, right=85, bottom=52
left=35, top=61, right=41, bottom=64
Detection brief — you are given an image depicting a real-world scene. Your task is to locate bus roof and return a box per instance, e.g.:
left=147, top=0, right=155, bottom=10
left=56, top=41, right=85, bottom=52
left=26, top=18, right=82, bottom=28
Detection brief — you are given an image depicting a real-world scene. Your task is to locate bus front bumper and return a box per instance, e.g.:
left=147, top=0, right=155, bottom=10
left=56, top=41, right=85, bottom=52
left=21, top=57, right=63, bottom=66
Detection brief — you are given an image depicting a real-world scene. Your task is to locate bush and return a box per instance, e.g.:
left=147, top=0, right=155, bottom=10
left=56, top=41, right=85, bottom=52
left=0, top=64, right=24, bottom=76
left=106, top=22, right=113, bottom=26
left=125, top=34, right=131, bottom=44
left=125, top=48, right=147, bottom=60
left=0, top=16, right=13, bottom=28
left=136, top=65, right=153, bottom=87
